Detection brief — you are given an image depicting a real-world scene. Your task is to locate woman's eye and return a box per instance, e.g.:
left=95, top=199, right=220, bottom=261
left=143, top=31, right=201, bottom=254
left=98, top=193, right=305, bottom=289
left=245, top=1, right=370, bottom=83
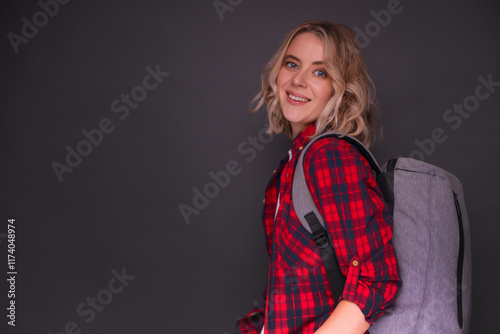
left=315, top=70, right=327, bottom=78
left=285, top=61, right=298, bottom=69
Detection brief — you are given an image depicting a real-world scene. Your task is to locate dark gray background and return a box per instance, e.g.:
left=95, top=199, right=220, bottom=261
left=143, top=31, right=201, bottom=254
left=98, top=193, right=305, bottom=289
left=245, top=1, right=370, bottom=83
left=1, top=0, right=499, bottom=333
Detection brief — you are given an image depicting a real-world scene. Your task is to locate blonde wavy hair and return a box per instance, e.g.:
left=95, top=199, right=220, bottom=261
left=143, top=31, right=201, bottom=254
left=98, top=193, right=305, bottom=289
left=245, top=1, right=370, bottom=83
left=249, top=20, right=380, bottom=148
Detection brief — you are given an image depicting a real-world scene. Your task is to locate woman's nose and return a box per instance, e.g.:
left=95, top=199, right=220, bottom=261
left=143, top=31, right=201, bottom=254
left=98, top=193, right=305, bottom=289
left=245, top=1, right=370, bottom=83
left=292, top=70, right=307, bottom=87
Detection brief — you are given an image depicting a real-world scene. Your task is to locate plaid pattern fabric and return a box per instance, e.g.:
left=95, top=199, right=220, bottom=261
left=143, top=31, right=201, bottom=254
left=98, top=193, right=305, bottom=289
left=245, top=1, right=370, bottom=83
left=237, top=124, right=401, bottom=334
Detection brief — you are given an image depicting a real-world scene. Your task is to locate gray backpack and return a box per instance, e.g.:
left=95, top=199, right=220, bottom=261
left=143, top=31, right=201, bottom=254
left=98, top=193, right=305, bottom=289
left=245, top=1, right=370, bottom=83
left=292, top=132, right=472, bottom=334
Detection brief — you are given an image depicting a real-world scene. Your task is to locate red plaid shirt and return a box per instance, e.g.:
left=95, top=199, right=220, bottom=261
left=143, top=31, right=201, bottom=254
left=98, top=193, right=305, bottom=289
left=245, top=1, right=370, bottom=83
left=236, top=123, right=401, bottom=333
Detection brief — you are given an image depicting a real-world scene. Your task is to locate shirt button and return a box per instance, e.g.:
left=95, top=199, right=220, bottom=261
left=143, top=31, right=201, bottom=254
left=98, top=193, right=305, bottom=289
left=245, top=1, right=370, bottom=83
left=352, top=259, right=359, bottom=267
left=273, top=169, right=276, bottom=173
left=299, top=146, right=303, bottom=150
left=263, top=198, right=266, bottom=204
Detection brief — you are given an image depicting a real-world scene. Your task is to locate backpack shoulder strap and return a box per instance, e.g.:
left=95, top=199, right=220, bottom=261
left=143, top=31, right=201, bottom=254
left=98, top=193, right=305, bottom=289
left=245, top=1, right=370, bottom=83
left=292, top=131, right=383, bottom=302
left=293, top=131, right=381, bottom=232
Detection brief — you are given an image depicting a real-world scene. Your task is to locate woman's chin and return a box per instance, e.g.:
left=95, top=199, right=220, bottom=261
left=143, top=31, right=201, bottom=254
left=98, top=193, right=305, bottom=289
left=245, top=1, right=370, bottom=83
left=282, top=112, right=303, bottom=124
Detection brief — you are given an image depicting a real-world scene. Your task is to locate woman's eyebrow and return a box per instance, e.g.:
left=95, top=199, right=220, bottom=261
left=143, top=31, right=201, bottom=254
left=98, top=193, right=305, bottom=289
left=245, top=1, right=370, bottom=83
left=284, top=54, right=324, bottom=65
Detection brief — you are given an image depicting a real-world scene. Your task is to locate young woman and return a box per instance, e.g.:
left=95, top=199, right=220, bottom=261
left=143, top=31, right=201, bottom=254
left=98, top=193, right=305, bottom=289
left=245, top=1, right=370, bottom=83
left=236, top=21, right=401, bottom=334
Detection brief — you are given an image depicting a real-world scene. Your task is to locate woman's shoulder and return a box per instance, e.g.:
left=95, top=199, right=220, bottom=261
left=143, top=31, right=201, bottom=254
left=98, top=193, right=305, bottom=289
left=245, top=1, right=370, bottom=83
left=302, top=135, right=369, bottom=168
left=300, top=135, right=376, bottom=190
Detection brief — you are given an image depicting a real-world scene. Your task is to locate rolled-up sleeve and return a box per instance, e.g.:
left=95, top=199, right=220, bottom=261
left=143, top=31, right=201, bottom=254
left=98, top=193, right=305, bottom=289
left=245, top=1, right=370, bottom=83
left=304, top=139, right=401, bottom=324
left=236, top=288, right=266, bottom=334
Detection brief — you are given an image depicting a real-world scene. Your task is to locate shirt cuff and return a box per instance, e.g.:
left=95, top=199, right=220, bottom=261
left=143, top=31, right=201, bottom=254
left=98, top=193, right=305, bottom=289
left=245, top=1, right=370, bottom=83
left=341, top=256, right=361, bottom=303
left=236, top=300, right=266, bottom=334
left=341, top=256, right=384, bottom=325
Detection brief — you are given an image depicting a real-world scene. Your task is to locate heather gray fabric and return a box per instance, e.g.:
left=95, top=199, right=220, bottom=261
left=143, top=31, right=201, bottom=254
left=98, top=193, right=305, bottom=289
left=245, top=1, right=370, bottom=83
left=370, top=158, right=472, bottom=334
left=292, top=132, right=472, bottom=334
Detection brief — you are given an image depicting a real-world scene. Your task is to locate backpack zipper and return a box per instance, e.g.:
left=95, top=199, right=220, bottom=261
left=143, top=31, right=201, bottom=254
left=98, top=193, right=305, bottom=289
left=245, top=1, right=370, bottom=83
left=454, top=191, right=465, bottom=329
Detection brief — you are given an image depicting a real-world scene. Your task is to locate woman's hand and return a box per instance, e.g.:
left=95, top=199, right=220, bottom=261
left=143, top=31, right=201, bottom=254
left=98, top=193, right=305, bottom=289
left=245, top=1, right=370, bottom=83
left=314, top=299, right=370, bottom=334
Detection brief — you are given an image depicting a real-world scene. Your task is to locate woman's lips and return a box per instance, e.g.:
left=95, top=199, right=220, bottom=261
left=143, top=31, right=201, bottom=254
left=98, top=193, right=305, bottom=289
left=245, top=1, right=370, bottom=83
left=286, top=91, right=310, bottom=105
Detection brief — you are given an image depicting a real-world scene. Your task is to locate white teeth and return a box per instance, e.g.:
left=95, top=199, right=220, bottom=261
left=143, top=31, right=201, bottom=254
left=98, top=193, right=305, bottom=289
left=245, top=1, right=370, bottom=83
left=288, top=93, right=309, bottom=102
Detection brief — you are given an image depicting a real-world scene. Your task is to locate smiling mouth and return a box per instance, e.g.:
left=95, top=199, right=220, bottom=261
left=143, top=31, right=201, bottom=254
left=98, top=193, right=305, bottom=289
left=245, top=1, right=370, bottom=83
left=287, top=92, right=310, bottom=102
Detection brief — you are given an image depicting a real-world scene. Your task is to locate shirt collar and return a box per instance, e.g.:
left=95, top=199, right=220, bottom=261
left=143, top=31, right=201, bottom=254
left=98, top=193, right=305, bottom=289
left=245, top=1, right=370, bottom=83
left=290, top=122, right=316, bottom=157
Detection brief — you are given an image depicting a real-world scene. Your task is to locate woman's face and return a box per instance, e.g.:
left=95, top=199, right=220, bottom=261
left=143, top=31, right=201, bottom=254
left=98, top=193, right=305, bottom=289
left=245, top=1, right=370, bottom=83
left=277, top=32, right=334, bottom=138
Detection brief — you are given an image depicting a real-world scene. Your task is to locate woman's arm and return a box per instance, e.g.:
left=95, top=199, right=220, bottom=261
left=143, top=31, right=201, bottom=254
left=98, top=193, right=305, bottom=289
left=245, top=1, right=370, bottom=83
left=304, top=138, right=401, bottom=327
left=314, top=300, right=369, bottom=334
